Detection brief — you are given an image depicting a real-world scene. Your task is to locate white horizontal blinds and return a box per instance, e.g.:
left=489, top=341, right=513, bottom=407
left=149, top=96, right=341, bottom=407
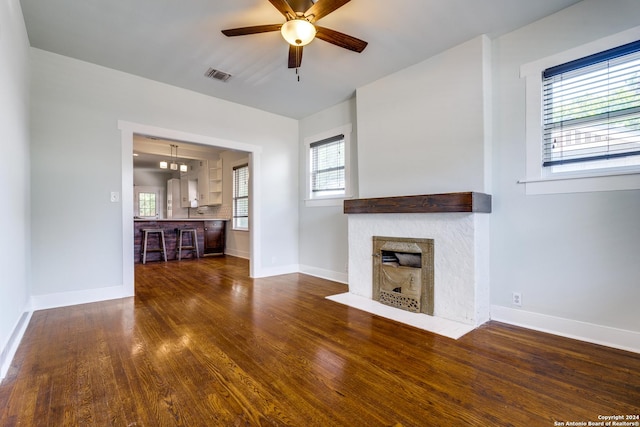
left=233, top=164, right=249, bottom=229
left=542, top=40, right=640, bottom=167
left=310, top=134, right=345, bottom=194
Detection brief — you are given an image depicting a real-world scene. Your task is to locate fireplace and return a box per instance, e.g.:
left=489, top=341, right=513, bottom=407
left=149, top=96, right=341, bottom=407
left=372, top=236, right=434, bottom=315
left=343, top=192, right=492, bottom=327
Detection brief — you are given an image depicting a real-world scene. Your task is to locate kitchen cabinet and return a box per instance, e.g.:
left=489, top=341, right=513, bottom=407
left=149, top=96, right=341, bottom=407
left=208, top=160, right=223, bottom=205
left=167, top=179, right=188, bottom=218
left=204, top=220, right=225, bottom=255
left=196, top=159, right=223, bottom=206
left=180, top=176, right=197, bottom=208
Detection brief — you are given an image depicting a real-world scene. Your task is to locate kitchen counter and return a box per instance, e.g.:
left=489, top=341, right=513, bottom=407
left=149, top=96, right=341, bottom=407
left=134, top=218, right=229, bottom=221
left=134, top=219, right=228, bottom=262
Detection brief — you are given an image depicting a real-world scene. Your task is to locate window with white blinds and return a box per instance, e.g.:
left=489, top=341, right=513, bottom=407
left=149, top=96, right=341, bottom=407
left=310, top=134, right=345, bottom=197
left=542, top=39, right=640, bottom=170
left=232, top=164, right=249, bottom=230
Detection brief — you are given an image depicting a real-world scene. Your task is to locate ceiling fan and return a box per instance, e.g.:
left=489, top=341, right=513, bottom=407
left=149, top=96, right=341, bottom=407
left=221, top=0, right=368, bottom=69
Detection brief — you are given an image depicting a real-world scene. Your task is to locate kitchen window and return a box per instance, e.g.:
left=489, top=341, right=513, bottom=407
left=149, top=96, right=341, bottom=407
left=521, top=27, right=640, bottom=194
left=233, top=163, right=249, bottom=230
left=138, top=192, right=157, bottom=217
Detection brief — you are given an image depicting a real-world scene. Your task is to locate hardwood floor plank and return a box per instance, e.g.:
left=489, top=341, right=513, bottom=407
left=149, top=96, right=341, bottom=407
left=1, top=256, right=638, bottom=426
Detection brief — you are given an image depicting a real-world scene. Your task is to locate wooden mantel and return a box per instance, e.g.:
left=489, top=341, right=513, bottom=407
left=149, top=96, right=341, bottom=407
left=343, top=192, right=492, bottom=214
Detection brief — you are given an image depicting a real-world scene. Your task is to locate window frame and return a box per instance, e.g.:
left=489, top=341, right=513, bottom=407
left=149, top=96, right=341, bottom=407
left=138, top=192, right=157, bottom=218
left=304, top=124, right=353, bottom=207
left=232, top=162, right=249, bottom=231
left=134, top=187, right=160, bottom=219
left=521, top=26, right=640, bottom=195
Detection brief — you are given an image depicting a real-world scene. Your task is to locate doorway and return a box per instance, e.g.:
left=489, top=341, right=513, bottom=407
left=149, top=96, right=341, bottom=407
left=119, top=121, right=263, bottom=296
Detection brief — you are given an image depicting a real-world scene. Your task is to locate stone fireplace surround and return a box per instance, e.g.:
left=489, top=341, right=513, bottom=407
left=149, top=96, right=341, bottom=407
left=330, top=192, right=491, bottom=338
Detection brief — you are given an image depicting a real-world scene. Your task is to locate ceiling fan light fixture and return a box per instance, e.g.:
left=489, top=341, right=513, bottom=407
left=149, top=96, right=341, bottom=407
left=281, top=19, right=316, bottom=46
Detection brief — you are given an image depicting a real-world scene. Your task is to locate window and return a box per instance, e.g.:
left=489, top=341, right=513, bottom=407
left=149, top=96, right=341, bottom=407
left=311, top=135, right=345, bottom=197
left=542, top=40, right=640, bottom=173
left=521, top=27, right=640, bottom=194
left=232, top=164, right=249, bottom=230
left=305, top=124, right=352, bottom=206
left=138, top=192, right=157, bottom=217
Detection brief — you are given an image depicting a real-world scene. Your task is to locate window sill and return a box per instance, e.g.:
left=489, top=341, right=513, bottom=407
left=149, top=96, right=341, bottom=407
left=518, top=170, right=640, bottom=195
left=304, top=195, right=353, bottom=208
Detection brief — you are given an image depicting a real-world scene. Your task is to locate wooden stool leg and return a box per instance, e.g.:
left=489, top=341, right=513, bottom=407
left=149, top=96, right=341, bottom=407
left=142, top=230, right=149, bottom=264
left=193, top=230, right=199, bottom=259
left=160, top=231, right=167, bottom=262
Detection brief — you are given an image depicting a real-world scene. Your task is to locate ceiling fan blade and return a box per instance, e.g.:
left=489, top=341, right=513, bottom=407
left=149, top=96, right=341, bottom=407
left=315, top=26, right=367, bottom=52
left=288, top=45, right=303, bottom=68
left=222, top=24, right=282, bottom=37
left=305, top=0, right=351, bottom=22
left=268, top=0, right=297, bottom=19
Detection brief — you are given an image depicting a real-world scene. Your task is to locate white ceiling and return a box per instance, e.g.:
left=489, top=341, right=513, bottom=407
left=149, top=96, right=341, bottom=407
left=20, top=0, right=582, bottom=119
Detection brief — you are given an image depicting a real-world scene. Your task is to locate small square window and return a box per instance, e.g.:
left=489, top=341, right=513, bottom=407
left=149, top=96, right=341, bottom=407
left=138, top=192, right=157, bottom=217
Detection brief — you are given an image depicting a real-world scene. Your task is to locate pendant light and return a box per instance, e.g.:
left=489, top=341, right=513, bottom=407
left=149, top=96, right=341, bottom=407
left=169, top=144, right=178, bottom=170
left=160, top=144, right=185, bottom=171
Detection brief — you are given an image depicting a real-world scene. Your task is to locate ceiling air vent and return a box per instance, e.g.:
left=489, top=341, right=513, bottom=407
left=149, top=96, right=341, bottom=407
left=205, top=67, right=232, bottom=82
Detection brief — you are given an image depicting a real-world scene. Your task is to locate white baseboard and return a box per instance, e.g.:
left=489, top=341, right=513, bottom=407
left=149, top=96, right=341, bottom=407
left=299, top=264, right=348, bottom=284
left=252, top=263, right=300, bottom=278
left=30, top=285, right=131, bottom=312
left=222, top=248, right=249, bottom=259
left=1, top=310, right=33, bottom=381
left=490, top=305, right=640, bottom=354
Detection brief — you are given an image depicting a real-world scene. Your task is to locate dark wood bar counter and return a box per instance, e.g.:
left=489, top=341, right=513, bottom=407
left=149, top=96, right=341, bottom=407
left=134, top=219, right=227, bottom=263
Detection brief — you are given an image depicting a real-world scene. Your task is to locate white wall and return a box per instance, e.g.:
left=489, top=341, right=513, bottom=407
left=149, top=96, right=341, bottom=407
left=299, top=36, right=494, bottom=302
left=29, top=48, right=299, bottom=298
left=298, top=99, right=358, bottom=283
left=356, top=35, right=492, bottom=198
left=0, top=0, right=31, bottom=378
left=133, top=168, right=172, bottom=188
left=491, top=0, right=640, bottom=337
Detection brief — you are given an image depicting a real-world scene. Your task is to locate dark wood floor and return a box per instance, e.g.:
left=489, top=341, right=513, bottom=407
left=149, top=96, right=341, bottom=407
left=1, top=256, right=638, bottom=426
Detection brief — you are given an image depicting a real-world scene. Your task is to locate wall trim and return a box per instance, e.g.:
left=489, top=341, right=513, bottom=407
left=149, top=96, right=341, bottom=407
left=491, top=305, right=640, bottom=354
left=222, top=248, right=250, bottom=260
left=30, top=285, right=130, bottom=312
left=252, top=264, right=299, bottom=279
left=299, top=264, right=348, bottom=285
left=0, top=311, right=32, bottom=381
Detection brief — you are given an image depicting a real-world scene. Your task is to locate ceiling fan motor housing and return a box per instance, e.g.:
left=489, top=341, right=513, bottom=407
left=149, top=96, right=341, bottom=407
left=287, top=0, right=315, bottom=14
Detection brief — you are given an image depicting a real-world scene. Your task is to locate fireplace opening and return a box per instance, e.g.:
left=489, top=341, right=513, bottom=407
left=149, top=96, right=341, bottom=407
left=372, top=237, right=434, bottom=315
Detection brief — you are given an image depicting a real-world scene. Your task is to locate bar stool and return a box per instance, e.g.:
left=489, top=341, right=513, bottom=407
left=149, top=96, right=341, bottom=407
left=141, top=228, right=167, bottom=264
left=177, top=228, right=199, bottom=260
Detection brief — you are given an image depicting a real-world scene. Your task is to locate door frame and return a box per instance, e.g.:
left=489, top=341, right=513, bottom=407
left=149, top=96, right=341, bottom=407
left=119, top=121, right=263, bottom=296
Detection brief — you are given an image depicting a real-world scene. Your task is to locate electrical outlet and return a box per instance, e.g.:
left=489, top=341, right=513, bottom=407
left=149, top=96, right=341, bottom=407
left=512, top=292, right=522, bottom=307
